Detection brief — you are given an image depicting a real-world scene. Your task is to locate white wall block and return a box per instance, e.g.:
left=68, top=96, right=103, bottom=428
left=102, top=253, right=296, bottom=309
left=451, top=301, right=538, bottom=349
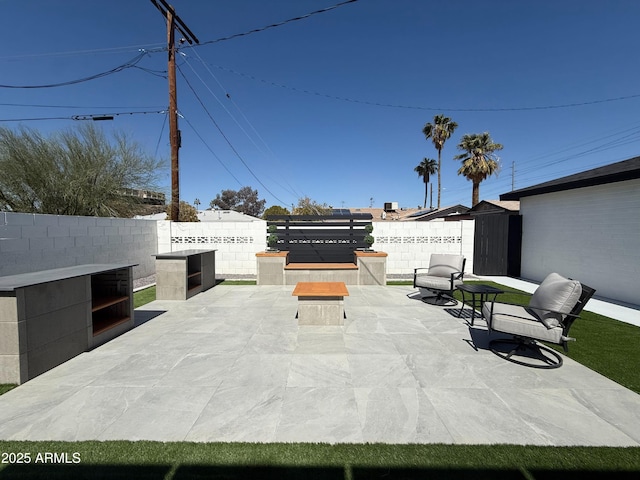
left=519, top=179, right=639, bottom=305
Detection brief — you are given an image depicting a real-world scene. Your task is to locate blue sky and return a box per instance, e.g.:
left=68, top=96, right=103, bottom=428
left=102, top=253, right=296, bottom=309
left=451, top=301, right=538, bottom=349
left=2, top=0, right=639, bottom=211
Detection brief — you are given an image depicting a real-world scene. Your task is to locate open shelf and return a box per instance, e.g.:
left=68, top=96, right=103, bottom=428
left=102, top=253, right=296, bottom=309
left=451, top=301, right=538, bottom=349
left=92, top=295, right=129, bottom=312
left=91, top=269, right=132, bottom=338
left=92, top=314, right=131, bottom=337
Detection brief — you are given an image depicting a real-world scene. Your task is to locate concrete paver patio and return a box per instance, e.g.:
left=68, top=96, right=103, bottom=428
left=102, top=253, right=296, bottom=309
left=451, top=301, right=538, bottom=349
left=0, top=285, right=639, bottom=445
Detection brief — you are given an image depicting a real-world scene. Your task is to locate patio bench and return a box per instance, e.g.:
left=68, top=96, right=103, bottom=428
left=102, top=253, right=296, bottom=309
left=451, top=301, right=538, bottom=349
left=257, top=251, right=386, bottom=285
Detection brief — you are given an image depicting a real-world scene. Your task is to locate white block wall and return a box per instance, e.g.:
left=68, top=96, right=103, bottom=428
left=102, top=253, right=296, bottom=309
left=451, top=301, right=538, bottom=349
left=374, top=220, right=475, bottom=276
left=156, top=220, right=267, bottom=276
left=158, top=219, right=475, bottom=278
left=1, top=213, right=476, bottom=281
left=519, top=179, right=640, bottom=306
left=0, top=212, right=157, bottom=279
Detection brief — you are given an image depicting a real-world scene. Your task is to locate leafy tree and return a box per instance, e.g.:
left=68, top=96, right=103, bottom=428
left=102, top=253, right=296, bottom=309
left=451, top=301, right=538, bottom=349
left=0, top=124, right=164, bottom=217
left=209, top=186, right=266, bottom=217
left=262, top=205, right=290, bottom=219
left=422, top=114, right=458, bottom=209
left=414, top=158, right=438, bottom=209
left=454, top=132, right=503, bottom=207
left=292, top=196, right=332, bottom=215
left=166, top=201, right=199, bottom=222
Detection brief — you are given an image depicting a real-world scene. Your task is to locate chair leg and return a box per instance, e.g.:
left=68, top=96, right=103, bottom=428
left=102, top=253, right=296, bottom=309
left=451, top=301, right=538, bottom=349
left=419, top=288, right=458, bottom=306
left=489, top=337, right=563, bottom=369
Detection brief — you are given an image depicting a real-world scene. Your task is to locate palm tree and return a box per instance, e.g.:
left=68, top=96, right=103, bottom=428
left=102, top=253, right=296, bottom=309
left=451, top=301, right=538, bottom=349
left=454, top=132, right=503, bottom=207
left=414, top=158, right=438, bottom=209
left=422, top=114, right=458, bottom=209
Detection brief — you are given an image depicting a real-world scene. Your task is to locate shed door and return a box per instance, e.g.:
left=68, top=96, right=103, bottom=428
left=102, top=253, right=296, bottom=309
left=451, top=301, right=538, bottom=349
left=473, top=215, right=521, bottom=276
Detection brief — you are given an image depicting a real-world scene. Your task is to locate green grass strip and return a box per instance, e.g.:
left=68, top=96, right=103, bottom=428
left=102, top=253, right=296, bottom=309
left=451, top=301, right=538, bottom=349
left=0, top=384, right=17, bottom=396
left=0, top=442, right=638, bottom=478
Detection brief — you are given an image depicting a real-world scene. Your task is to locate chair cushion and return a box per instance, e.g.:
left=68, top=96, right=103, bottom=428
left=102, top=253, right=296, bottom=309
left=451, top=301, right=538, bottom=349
left=483, top=302, right=563, bottom=344
left=427, top=254, right=464, bottom=277
left=528, top=273, right=582, bottom=328
left=414, top=274, right=462, bottom=290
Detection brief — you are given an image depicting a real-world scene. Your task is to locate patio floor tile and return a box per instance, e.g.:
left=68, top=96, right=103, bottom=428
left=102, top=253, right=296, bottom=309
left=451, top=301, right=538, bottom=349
left=0, top=284, right=638, bottom=445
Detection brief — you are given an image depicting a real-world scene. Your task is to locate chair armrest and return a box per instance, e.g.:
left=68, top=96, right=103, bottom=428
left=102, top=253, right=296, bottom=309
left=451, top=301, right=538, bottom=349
left=448, top=270, right=464, bottom=289
left=484, top=299, right=582, bottom=327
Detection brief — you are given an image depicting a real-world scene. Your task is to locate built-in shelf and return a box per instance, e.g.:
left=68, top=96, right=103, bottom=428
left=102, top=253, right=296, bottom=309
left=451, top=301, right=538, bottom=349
left=187, top=271, right=201, bottom=279
left=92, top=295, right=129, bottom=312
left=92, top=315, right=131, bottom=337
left=91, top=269, right=132, bottom=337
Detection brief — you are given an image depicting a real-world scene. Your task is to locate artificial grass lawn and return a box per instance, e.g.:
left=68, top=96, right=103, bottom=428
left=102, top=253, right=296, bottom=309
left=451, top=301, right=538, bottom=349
left=0, top=442, right=638, bottom=478
left=132, top=280, right=257, bottom=308
left=0, top=384, right=17, bottom=396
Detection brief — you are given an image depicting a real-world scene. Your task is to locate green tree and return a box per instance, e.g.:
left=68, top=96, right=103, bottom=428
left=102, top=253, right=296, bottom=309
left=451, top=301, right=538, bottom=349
left=454, top=132, right=503, bottom=207
left=0, top=124, right=164, bottom=217
left=414, top=158, right=438, bottom=209
left=262, top=205, right=290, bottom=219
left=292, top=196, right=332, bottom=215
left=422, top=114, right=458, bottom=209
left=210, top=186, right=266, bottom=217
left=166, top=201, right=199, bottom=222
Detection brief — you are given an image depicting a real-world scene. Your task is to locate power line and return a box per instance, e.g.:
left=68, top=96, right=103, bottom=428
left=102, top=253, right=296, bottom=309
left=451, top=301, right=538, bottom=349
left=211, top=64, right=640, bottom=112
left=0, top=110, right=166, bottom=122
left=177, top=64, right=288, bottom=205
left=0, top=51, right=149, bottom=89
left=197, top=0, right=359, bottom=47
left=180, top=52, right=302, bottom=200
left=154, top=111, right=168, bottom=158
left=187, top=49, right=304, bottom=200
left=0, top=102, right=165, bottom=109
left=0, top=43, right=165, bottom=61
left=180, top=115, right=244, bottom=187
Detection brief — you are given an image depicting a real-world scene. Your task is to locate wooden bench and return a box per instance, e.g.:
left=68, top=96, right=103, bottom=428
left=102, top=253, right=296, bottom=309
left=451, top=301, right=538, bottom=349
left=292, top=281, right=349, bottom=325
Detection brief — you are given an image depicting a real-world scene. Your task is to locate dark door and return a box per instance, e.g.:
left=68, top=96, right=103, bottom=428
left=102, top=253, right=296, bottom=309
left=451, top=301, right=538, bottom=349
left=473, top=215, right=521, bottom=276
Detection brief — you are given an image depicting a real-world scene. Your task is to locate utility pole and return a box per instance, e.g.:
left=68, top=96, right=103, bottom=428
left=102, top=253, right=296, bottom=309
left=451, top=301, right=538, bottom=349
left=511, top=161, right=515, bottom=191
left=151, top=0, right=199, bottom=221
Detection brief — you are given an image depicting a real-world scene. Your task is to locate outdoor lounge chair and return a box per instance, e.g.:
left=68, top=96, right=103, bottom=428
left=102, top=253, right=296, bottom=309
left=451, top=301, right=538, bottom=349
left=413, top=254, right=465, bottom=305
left=482, top=272, right=595, bottom=369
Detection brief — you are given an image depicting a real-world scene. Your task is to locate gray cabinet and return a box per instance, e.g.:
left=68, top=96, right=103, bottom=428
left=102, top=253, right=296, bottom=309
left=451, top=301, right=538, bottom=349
left=154, top=250, right=216, bottom=300
left=0, top=264, right=136, bottom=384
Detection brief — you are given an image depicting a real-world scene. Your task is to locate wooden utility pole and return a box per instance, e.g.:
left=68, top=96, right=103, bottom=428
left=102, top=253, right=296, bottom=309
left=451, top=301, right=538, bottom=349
left=167, top=8, right=179, bottom=222
left=150, top=0, right=199, bottom=221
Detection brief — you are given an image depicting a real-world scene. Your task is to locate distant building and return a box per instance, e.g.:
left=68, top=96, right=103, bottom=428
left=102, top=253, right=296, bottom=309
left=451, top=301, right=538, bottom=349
left=120, top=188, right=166, bottom=205
left=134, top=209, right=261, bottom=222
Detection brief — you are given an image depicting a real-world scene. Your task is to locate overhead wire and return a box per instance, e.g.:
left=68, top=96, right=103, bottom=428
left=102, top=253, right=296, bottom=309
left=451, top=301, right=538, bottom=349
left=183, top=49, right=303, bottom=199
left=154, top=111, right=168, bottom=158
left=180, top=115, right=244, bottom=187
left=0, top=102, right=166, bottom=110
left=0, top=51, right=149, bottom=89
left=197, top=0, right=359, bottom=47
left=211, top=64, right=640, bottom=112
left=176, top=64, right=288, bottom=205
left=0, top=110, right=166, bottom=122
